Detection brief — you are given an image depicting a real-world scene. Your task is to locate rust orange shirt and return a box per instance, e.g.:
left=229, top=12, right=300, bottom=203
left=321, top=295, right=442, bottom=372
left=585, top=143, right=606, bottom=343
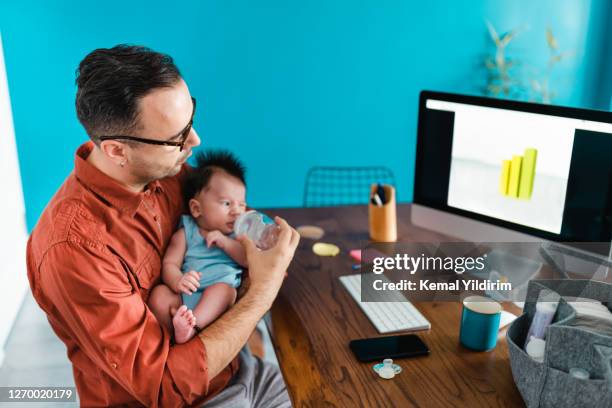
left=26, top=142, right=239, bottom=407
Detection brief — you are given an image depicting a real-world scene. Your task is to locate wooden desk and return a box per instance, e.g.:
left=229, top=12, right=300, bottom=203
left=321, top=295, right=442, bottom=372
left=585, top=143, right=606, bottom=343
left=265, top=204, right=524, bottom=407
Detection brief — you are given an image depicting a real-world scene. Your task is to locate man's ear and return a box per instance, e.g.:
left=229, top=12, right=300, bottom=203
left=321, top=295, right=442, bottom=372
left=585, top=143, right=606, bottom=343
left=189, top=198, right=201, bottom=218
left=99, top=140, right=128, bottom=166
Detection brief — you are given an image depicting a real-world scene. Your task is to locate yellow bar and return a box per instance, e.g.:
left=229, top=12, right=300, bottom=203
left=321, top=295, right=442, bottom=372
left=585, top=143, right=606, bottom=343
left=518, top=148, right=537, bottom=199
left=508, top=155, right=522, bottom=198
left=499, top=160, right=511, bottom=195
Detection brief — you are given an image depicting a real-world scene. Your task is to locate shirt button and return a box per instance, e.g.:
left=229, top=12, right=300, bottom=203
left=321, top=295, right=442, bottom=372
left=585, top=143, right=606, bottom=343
left=153, top=215, right=159, bottom=221
left=111, top=363, right=118, bottom=369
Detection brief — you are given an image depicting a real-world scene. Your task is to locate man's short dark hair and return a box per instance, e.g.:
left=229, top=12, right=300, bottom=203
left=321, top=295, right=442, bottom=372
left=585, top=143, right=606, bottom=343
left=75, top=44, right=181, bottom=143
left=183, top=150, right=247, bottom=203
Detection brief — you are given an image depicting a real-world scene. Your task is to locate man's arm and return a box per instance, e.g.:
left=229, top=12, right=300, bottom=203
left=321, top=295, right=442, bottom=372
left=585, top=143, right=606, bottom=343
left=199, top=217, right=300, bottom=378
left=38, top=240, right=211, bottom=407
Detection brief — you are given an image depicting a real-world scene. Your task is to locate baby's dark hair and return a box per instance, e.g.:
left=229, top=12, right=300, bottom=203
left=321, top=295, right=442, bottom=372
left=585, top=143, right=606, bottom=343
left=183, top=150, right=247, bottom=202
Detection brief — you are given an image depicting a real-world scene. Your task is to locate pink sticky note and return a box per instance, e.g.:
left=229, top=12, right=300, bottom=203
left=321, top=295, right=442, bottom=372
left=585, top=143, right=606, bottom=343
left=349, top=249, right=362, bottom=262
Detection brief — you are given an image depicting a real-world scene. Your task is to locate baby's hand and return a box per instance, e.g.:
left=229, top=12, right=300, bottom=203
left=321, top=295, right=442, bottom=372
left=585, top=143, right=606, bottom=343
left=206, top=230, right=228, bottom=248
left=175, top=271, right=201, bottom=295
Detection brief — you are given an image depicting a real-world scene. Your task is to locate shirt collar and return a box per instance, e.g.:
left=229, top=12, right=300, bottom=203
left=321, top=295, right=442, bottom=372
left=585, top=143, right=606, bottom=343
left=74, top=142, right=164, bottom=215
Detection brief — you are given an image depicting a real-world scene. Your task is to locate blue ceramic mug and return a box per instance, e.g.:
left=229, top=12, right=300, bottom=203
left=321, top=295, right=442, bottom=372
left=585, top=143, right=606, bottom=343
left=459, top=295, right=502, bottom=351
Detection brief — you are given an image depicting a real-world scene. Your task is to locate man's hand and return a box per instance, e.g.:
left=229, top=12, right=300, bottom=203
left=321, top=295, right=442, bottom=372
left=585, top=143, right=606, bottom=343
left=173, top=270, right=201, bottom=295
left=199, top=217, right=299, bottom=380
left=236, top=217, right=299, bottom=302
left=206, top=230, right=228, bottom=249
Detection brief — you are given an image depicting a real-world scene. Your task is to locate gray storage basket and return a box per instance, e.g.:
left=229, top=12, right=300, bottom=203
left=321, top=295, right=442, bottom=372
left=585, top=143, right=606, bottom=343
left=507, top=280, right=612, bottom=407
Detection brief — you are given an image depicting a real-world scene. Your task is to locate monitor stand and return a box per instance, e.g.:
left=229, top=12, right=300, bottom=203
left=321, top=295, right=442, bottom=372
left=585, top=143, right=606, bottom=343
left=469, top=248, right=542, bottom=308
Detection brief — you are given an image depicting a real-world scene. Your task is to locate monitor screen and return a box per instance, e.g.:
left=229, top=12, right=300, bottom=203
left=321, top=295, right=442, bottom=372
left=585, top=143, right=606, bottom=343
left=414, top=91, right=612, bottom=244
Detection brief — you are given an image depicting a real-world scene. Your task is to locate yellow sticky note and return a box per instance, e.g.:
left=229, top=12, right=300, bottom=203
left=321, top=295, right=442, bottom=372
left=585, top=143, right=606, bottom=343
left=312, top=243, right=340, bottom=257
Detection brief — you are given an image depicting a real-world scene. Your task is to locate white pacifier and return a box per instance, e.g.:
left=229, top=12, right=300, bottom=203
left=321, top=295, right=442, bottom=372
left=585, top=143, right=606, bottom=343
left=373, top=358, right=402, bottom=379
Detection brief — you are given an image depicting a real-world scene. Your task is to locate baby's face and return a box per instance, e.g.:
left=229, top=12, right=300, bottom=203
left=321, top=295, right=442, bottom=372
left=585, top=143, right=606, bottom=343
left=192, top=171, right=247, bottom=234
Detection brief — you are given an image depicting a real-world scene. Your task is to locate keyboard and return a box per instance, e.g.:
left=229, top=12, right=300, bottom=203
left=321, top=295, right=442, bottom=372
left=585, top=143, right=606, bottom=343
left=339, top=273, right=431, bottom=333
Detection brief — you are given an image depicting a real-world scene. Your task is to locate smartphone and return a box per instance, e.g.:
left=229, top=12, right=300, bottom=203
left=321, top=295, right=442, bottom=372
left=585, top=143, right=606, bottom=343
left=349, top=334, right=430, bottom=362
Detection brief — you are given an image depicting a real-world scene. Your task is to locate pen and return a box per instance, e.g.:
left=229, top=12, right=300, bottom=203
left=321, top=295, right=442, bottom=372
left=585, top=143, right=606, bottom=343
left=372, top=193, right=383, bottom=207
left=376, top=183, right=386, bottom=204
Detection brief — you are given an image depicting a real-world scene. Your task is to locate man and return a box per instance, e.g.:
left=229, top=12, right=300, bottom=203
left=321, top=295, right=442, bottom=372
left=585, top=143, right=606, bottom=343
left=26, top=45, right=299, bottom=407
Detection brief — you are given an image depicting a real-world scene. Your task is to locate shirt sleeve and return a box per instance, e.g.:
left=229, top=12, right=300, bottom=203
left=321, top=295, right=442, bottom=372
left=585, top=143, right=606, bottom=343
left=38, top=240, right=210, bottom=407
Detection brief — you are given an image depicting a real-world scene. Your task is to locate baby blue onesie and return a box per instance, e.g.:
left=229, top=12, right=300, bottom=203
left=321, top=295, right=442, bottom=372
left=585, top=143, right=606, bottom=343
left=179, top=215, right=242, bottom=310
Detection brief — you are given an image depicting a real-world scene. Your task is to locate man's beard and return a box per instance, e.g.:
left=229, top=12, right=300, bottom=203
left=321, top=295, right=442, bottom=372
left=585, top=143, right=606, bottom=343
left=166, top=162, right=183, bottom=177
left=130, top=160, right=181, bottom=185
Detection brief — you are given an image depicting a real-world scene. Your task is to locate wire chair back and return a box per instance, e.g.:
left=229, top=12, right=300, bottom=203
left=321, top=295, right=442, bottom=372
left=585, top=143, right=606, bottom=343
left=303, top=166, right=396, bottom=207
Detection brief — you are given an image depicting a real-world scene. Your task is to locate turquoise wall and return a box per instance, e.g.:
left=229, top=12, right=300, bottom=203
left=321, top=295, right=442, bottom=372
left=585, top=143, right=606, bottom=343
left=1, top=0, right=609, bottom=231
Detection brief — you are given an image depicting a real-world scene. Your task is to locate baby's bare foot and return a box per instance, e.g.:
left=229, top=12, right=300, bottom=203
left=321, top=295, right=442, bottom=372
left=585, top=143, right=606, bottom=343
left=172, top=305, right=197, bottom=344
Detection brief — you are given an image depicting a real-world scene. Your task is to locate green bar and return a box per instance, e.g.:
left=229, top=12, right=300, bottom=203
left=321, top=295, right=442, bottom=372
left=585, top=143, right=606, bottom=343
left=508, top=155, right=522, bottom=198
left=518, top=148, right=537, bottom=199
left=499, top=160, right=511, bottom=195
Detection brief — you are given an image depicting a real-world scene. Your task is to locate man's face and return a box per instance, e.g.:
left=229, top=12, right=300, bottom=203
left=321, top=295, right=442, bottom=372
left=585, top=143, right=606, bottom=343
left=192, top=171, right=247, bottom=234
left=126, top=79, right=201, bottom=182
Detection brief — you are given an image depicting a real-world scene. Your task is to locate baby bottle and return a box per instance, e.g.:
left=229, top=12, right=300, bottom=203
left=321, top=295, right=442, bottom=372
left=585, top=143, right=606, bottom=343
left=524, top=289, right=559, bottom=359
left=234, top=210, right=279, bottom=250
left=526, top=289, right=559, bottom=342
left=526, top=301, right=558, bottom=341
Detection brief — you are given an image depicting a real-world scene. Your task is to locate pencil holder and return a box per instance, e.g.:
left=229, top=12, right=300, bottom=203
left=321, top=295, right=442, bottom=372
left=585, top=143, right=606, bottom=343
left=368, top=184, right=397, bottom=242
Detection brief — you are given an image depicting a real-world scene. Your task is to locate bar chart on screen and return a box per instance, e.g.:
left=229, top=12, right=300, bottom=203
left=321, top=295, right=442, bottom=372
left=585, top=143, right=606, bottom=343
left=499, top=148, right=538, bottom=199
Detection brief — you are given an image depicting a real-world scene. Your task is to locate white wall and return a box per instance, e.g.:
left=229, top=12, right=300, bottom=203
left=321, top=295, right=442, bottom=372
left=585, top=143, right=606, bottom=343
left=0, top=32, right=29, bottom=366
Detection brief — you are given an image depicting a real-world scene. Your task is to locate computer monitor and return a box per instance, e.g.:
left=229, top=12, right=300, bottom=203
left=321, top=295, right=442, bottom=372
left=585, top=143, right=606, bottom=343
left=412, top=91, right=612, bottom=259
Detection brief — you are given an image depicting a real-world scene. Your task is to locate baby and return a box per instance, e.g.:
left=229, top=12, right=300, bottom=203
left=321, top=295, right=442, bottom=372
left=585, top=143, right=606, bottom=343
left=150, top=150, right=248, bottom=344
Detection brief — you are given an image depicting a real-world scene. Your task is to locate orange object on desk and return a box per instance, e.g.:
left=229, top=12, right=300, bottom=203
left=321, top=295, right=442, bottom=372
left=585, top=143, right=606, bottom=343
left=368, top=184, right=397, bottom=242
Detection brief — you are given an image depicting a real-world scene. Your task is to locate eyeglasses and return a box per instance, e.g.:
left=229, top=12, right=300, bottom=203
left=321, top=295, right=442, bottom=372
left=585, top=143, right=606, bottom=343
left=99, top=97, right=196, bottom=152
